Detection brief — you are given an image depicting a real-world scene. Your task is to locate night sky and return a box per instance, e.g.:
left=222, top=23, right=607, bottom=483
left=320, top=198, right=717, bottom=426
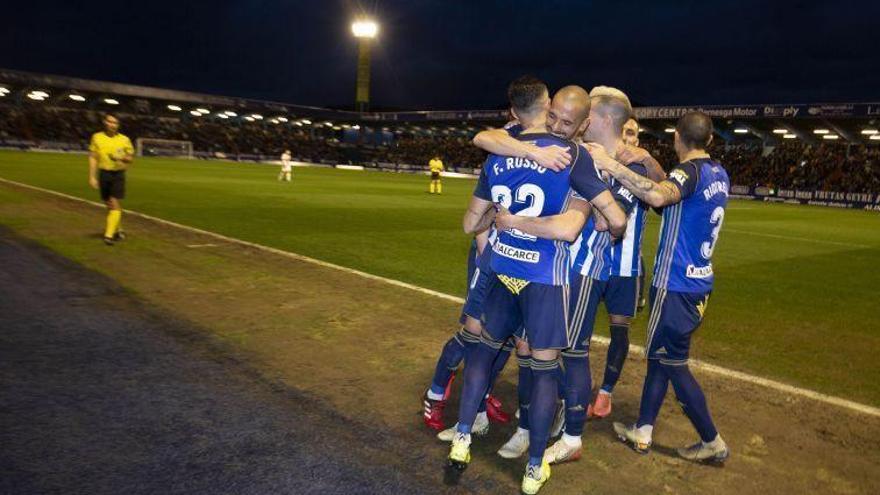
left=3, top=0, right=879, bottom=110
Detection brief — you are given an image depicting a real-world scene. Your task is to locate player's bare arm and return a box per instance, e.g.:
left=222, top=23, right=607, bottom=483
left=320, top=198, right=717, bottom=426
left=617, top=145, right=666, bottom=182
left=589, top=143, right=681, bottom=208
left=474, top=229, right=490, bottom=255
left=494, top=197, right=590, bottom=242
left=590, top=189, right=627, bottom=238
left=88, top=151, right=99, bottom=189
left=462, top=196, right=495, bottom=234
left=473, top=128, right=572, bottom=171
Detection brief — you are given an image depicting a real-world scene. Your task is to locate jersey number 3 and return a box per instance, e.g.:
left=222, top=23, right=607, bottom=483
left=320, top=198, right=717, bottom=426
left=700, top=206, right=725, bottom=259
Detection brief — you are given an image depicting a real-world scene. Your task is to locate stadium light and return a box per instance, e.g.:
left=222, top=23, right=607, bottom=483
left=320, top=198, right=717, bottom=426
left=813, top=129, right=829, bottom=134
left=217, top=113, right=229, bottom=119
left=167, top=104, right=182, bottom=111
left=783, top=134, right=797, bottom=139
left=324, top=121, right=333, bottom=127
left=104, top=98, right=119, bottom=105
left=30, top=90, right=49, bottom=98
left=196, top=108, right=210, bottom=114
left=352, top=19, right=378, bottom=111
left=301, top=119, right=312, bottom=125
left=352, top=19, right=378, bottom=38
left=26, top=93, right=46, bottom=101
left=251, top=114, right=263, bottom=120
left=772, top=129, right=788, bottom=134
left=352, top=125, right=361, bottom=130
left=861, top=129, right=878, bottom=135
left=822, top=134, right=839, bottom=140
left=189, top=110, right=201, bottom=116
left=277, top=117, right=288, bottom=122
left=68, top=94, right=86, bottom=102
left=269, top=119, right=280, bottom=124
left=244, top=116, right=255, bottom=122
left=293, top=121, right=303, bottom=126
left=224, top=111, right=237, bottom=117
left=0, top=87, right=10, bottom=94
left=734, top=128, right=749, bottom=134
left=870, top=135, right=880, bottom=141
left=664, top=127, right=675, bottom=133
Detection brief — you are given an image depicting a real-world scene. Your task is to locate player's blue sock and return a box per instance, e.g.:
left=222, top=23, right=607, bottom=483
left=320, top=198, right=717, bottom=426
left=600, top=324, right=630, bottom=393
left=527, top=357, right=560, bottom=466
left=561, top=352, right=591, bottom=437
left=517, top=354, right=532, bottom=430
left=664, top=362, right=719, bottom=442
left=429, top=328, right=478, bottom=396
left=456, top=338, right=502, bottom=434
left=478, top=342, right=513, bottom=411
left=488, top=342, right=514, bottom=392
left=556, top=364, right=566, bottom=399
left=637, top=359, right=669, bottom=428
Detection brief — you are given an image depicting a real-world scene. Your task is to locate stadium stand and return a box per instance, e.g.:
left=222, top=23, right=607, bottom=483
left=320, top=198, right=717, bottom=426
left=1, top=68, right=879, bottom=197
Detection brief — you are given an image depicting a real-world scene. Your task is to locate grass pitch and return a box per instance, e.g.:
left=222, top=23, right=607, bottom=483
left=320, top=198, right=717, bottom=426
left=1, top=150, right=879, bottom=405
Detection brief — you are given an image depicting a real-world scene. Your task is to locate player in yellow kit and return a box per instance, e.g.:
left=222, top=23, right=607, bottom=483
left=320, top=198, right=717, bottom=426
left=88, top=114, right=134, bottom=245
left=429, top=155, right=444, bottom=194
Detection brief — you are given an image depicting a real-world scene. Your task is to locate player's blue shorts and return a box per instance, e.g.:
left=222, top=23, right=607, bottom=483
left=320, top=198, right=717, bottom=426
left=566, top=274, right=639, bottom=354
left=605, top=275, right=639, bottom=317
left=645, top=287, right=711, bottom=364
left=460, top=263, right=491, bottom=323
left=481, top=275, right=568, bottom=350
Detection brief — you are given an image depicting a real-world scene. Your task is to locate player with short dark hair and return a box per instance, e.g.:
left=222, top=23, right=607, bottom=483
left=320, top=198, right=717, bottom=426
left=590, top=111, right=731, bottom=464
left=88, top=114, right=133, bottom=245
left=472, top=85, right=629, bottom=463
left=449, top=79, right=623, bottom=495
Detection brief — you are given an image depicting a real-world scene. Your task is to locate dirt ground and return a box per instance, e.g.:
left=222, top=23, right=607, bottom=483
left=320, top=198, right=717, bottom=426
left=0, top=227, right=477, bottom=495
left=1, top=183, right=879, bottom=495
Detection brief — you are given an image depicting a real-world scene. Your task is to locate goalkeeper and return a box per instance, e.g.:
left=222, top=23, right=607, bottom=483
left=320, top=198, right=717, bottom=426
left=88, top=114, right=134, bottom=246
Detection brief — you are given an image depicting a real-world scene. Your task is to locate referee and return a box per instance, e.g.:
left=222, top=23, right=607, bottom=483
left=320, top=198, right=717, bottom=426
left=88, top=114, right=134, bottom=245
left=428, top=155, right=444, bottom=194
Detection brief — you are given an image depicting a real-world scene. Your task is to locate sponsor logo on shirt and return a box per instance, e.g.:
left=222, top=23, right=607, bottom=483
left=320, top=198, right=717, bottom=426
left=494, top=241, right=541, bottom=263
left=670, top=169, right=689, bottom=186
left=686, top=264, right=714, bottom=279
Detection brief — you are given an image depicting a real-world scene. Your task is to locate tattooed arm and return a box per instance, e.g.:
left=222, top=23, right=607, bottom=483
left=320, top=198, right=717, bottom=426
left=588, top=144, right=683, bottom=208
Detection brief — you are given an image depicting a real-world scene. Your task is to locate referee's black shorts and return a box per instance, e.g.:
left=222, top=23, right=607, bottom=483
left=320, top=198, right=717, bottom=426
left=99, top=169, right=126, bottom=201
left=431, top=171, right=441, bottom=180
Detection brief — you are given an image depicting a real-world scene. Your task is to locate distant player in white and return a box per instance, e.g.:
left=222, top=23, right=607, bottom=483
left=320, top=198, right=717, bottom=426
left=279, top=150, right=293, bottom=182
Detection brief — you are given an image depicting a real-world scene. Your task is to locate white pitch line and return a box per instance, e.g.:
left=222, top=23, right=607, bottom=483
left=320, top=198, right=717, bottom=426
left=725, top=228, right=873, bottom=249
left=2, top=176, right=879, bottom=419
left=186, top=243, right=219, bottom=248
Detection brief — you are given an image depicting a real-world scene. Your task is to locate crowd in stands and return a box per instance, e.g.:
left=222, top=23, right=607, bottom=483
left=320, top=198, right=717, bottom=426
left=2, top=102, right=879, bottom=194
left=641, top=140, right=880, bottom=194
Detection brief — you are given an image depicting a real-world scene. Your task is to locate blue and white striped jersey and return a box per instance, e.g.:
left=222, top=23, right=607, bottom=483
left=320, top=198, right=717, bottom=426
left=570, top=162, right=648, bottom=280
left=610, top=163, right=649, bottom=278
left=653, top=158, right=729, bottom=292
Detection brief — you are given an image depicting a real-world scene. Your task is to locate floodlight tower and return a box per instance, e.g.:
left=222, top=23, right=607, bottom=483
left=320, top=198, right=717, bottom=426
left=351, top=19, right=378, bottom=112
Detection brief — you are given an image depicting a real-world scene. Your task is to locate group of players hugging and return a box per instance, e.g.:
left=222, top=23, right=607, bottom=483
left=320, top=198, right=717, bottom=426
left=421, top=76, right=731, bottom=494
